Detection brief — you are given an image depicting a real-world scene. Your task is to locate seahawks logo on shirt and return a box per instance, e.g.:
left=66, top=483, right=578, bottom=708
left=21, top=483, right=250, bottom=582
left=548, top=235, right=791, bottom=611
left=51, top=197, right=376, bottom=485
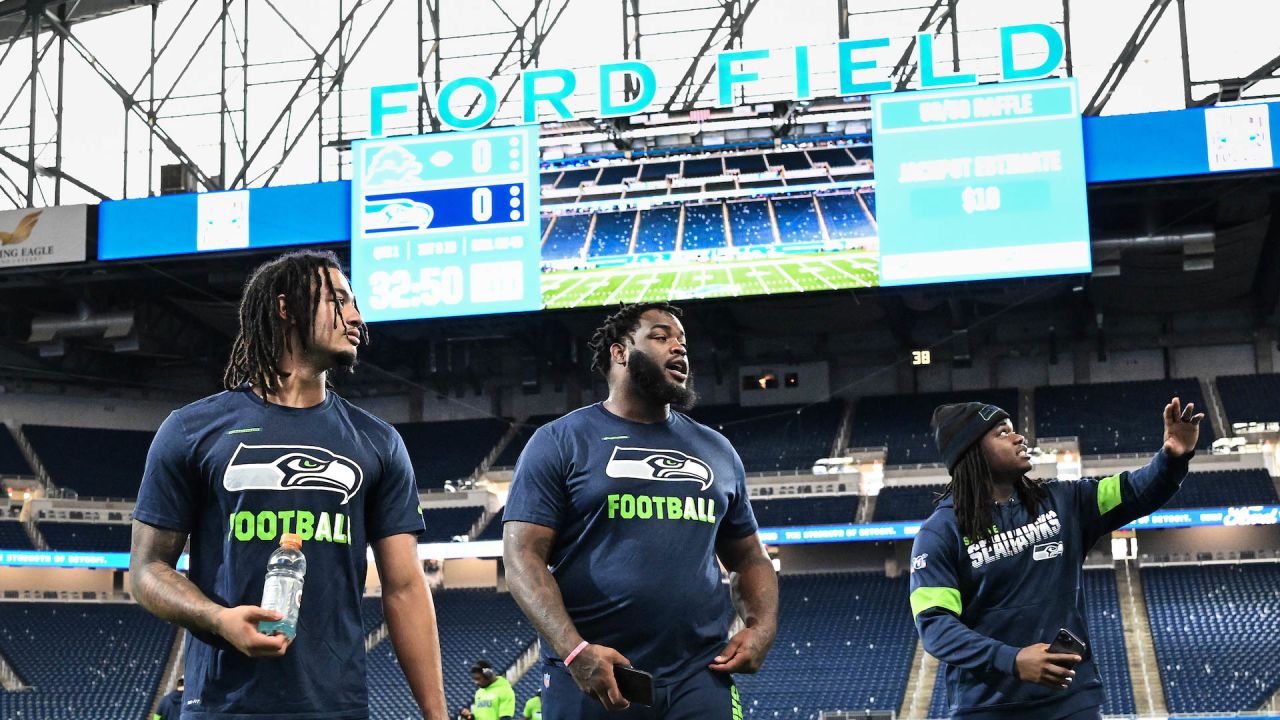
left=605, top=446, right=713, bottom=490
left=223, top=444, right=364, bottom=504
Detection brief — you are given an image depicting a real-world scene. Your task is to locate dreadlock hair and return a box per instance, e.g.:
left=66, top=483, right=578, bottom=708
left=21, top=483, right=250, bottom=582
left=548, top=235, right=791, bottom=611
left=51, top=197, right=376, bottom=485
left=222, top=250, right=368, bottom=400
left=938, top=442, right=1047, bottom=543
left=588, top=302, right=683, bottom=377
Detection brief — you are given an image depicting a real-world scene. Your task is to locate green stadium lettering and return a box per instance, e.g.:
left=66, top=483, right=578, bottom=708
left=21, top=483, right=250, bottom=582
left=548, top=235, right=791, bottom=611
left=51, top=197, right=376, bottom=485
left=228, top=510, right=353, bottom=544
left=605, top=493, right=716, bottom=524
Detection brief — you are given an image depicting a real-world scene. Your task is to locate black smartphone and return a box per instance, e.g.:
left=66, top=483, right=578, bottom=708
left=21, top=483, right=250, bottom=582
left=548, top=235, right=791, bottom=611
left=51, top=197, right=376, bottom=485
left=614, top=665, right=655, bottom=706
left=1048, top=627, right=1087, bottom=660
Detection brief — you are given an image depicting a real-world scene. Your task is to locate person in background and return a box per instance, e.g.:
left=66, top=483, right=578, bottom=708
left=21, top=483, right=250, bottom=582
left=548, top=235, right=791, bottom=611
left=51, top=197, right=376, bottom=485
left=470, top=659, right=515, bottom=720
left=153, top=676, right=184, bottom=720
left=522, top=689, right=542, bottom=720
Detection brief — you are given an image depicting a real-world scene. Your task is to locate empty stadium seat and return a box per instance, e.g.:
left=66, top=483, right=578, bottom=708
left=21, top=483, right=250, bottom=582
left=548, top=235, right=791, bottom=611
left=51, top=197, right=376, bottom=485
left=0, top=426, right=32, bottom=476
left=587, top=210, right=636, bottom=258
left=1035, top=380, right=1214, bottom=455
left=368, top=588, right=537, bottom=717
left=681, top=203, right=727, bottom=252
left=752, top=495, right=859, bottom=527
left=491, top=415, right=560, bottom=469
left=1216, top=373, right=1280, bottom=425
left=0, top=603, right=174, bottom=720
left=689, top=401, right=844, bottom=473
left=362, top=595, right=387, bottom=636
left=850, top=390, right=1018, bottom=467
left=737, top=572, right=915, bottom=717
left=541, top=215, right=591, bottom=261
left=421, top=506, right=486, bottom=543
left=395, top=418, right=510, bottom=490
left=725, top=154, right=767, bottom=174
left=1166, top=468, right=1279, bottom=509
left=808, top=148, right=856, bottom=168
left=39, top=522, right=132, bottom=553
left=632, top=206, right=680, bottom=255
left=873, top=485, right=945, bottom=523
left=24, top=425, right=154, bottom=499
left=772, top=197, right=824, bottom=244
left=1144, top=563, right=1280, bottom=713
left=817, top=194, right=875, bottom=240
left=0, top=520, right=34, bottom=550
left=727, top=200, right=775, bottom=246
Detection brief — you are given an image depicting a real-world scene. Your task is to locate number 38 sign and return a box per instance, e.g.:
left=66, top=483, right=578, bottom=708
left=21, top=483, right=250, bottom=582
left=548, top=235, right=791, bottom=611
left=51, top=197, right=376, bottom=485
left=350, top=124, right=543, bottom=321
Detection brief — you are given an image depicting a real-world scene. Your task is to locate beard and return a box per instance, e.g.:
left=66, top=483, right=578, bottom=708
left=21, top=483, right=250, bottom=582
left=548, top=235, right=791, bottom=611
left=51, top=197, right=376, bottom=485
left=627, top=348, right=698, bottom=410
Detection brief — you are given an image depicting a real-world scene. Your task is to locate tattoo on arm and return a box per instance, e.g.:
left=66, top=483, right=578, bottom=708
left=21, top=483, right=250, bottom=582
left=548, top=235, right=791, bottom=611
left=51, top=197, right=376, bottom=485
left=720, top=535, right=779, bottom=631
left=129, top=520, right=224, bottom=635
left=503, top=522, right=584, bottom=659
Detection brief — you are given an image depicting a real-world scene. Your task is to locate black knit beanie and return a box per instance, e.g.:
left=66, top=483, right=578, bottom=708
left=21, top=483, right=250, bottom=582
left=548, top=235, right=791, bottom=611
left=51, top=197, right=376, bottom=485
left=932, top=402, right=1011, bottom=472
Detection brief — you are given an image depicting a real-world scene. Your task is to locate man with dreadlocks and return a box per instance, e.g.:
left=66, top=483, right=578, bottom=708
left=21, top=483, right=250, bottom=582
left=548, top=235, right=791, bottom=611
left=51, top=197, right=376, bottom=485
left=130, top=250, right=447, bottom=719
left=909, top=398, right=1203, bottom=720
left=503, top=303, right=777, bottom=719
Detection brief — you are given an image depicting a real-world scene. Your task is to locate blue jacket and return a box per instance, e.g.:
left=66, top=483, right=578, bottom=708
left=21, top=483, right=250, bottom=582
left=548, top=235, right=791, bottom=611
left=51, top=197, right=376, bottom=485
left=909, top=449, right=1190, bottom=719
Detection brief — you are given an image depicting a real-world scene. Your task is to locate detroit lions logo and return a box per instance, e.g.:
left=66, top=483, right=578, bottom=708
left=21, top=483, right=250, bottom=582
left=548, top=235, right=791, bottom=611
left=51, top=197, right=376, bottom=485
left=605, top=447, right=714, bottom=490
left=223, top=444, right=364, bottom=505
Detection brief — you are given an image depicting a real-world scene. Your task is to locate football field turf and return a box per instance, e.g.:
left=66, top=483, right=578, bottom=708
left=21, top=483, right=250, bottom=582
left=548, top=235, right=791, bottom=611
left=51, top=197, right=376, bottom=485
left=541, top=249, right=880, bottom=309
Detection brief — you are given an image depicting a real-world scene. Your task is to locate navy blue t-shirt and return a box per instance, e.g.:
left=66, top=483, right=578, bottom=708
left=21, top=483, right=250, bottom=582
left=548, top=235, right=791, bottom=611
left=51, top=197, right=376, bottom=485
left=134, top=387, right=424, bottom=720
left=503, top=403, right=757, bottom=683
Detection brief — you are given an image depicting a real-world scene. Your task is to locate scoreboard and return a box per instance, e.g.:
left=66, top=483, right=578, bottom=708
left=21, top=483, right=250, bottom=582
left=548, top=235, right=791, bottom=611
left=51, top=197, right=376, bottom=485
left=871, top=78, right=1091, bottom=286
left=351, top=125, right=542, bottom=322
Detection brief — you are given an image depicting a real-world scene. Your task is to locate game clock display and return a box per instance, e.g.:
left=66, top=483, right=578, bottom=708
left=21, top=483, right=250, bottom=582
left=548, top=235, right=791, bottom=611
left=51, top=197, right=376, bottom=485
left=351, top=125, right=542, bottom=321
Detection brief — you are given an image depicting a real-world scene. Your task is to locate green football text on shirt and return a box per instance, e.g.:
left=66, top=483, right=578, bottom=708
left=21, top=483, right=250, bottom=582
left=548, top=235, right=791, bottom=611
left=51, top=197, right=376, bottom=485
left=605, top=493, right=716, bottom=523
left=227, top=509, right=355, bottom=544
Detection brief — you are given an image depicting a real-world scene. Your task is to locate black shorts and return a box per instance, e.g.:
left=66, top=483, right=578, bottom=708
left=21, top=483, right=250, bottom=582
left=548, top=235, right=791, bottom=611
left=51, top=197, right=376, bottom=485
left=540, top=661, right=742, bottom=720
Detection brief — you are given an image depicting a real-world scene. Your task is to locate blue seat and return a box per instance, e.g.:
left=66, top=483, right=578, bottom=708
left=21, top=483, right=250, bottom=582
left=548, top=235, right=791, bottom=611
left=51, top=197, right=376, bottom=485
left=24, top=425, right=154, bottom=499
left=688, top=401, right=844, bottom=473
left=1144, top=563, right=1280, bottom=713
left=737, top=572, right=915, bottom=716
left=850, top=390, right=1019, bottom=467
left=39, top=522, right=132, bottom=552
left=368, top=587, right=537, bottom=716
left=1035, top=380, right=1214, bottom=455
left=1216, top=373, right=1280, bottom=424
left=0, top=603, right=174, bottom=720
left=394, top=418, right=510, bottom=490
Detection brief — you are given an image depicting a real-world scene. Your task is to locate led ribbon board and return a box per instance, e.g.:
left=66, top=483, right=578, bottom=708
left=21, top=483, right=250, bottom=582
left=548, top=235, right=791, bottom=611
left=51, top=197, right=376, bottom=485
left=872, top=78, right=1091, bottom=285
left=0, top=505, right=1271, bottom=566
left=351, top=125, right=542, bottom=321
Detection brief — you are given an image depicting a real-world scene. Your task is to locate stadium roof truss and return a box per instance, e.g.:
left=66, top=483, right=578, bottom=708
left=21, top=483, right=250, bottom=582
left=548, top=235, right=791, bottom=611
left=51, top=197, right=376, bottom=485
left=0, top=0, right=1273, bottom=212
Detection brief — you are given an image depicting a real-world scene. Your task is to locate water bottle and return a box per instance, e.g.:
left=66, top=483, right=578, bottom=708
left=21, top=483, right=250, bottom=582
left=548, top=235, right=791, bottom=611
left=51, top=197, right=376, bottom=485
left=258, top=533, right=306, bottom=639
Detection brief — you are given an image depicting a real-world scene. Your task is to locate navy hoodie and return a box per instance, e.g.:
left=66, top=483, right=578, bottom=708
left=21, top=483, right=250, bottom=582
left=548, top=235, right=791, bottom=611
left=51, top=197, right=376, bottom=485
left=909, top=449, right=1191, bottom=719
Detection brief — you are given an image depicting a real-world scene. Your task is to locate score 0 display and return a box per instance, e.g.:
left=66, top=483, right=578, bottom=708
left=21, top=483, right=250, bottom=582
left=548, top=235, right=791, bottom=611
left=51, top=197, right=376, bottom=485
left=872, top=78, right=1091, bottom=286
left=351, top=125, right=542, bottom=321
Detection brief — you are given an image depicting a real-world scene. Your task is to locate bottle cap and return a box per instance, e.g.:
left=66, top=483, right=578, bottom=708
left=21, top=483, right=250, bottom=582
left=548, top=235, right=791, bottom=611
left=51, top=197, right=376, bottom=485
left=280, top=533, right=302, bottom=550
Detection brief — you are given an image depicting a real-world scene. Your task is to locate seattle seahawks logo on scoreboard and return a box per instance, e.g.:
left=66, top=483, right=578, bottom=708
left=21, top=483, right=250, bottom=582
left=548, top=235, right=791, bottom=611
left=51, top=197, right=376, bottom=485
left=223, top=444, right=364, bottom=505
left=605, top=446, right=714, bottom=490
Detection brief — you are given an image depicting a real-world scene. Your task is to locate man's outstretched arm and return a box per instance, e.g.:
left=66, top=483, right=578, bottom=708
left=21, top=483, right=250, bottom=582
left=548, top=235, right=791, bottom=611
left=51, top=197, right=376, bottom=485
left=129, top=520, right=288, bottom=658
left=373, top=532, right=447, bottom=720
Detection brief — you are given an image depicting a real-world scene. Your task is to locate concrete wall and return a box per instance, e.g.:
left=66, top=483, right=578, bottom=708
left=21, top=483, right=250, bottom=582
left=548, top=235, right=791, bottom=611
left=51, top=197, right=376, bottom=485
left=0, top=567, right=115, bottom=594
left=441, top=558, right=498, bottom=589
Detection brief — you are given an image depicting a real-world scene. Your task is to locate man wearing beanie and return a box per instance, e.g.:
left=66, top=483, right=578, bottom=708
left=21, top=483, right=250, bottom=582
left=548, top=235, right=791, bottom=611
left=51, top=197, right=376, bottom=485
left=909, top=398, right=1203, bottom=720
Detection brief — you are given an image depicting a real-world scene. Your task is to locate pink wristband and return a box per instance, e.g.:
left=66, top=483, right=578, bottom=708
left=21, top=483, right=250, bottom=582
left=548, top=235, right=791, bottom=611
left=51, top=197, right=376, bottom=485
left=564, top=640, right=589, bottom=666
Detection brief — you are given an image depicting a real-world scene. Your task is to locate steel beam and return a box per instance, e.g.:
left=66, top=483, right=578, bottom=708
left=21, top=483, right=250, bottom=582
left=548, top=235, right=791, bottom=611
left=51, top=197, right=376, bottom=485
left=41, top=9, right=219, bottom=192
left=1083, top=0, right=1173, bottom=116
